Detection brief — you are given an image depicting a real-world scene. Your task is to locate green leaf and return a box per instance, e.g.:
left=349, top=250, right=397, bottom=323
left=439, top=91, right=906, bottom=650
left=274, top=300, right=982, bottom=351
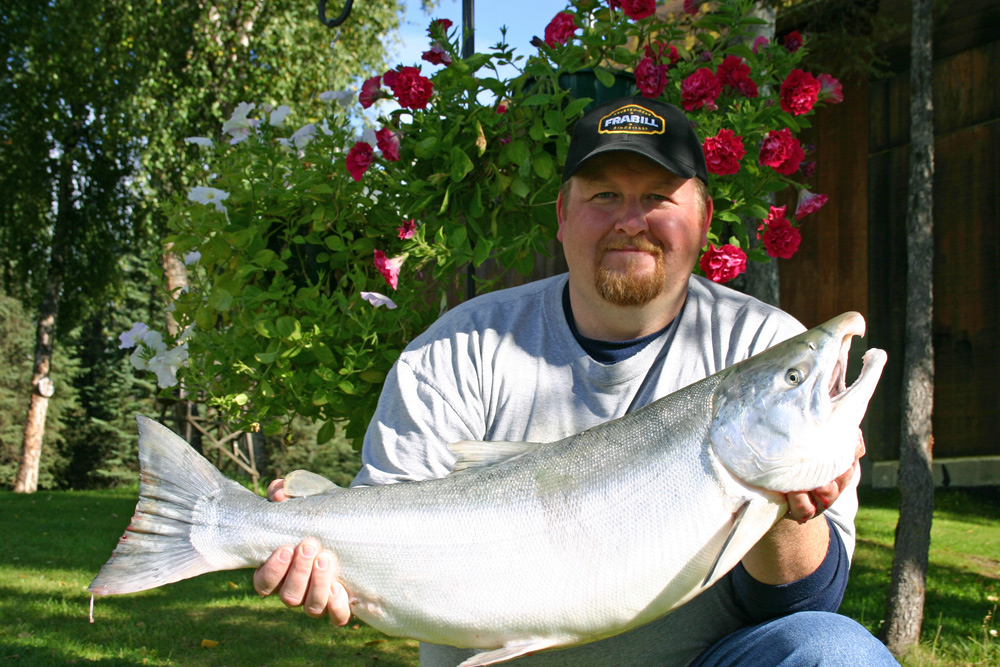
left=317, top=420, right=337, bottom=444
left=450, top=146, right=474, bottom=182
left=276, top=316, right=301, bottom=340
left=522, top=93, right=552, bottom=106
left=415, top=136, right=441, bottom=159
left=593, top=68, right=615, bottom=88
left=208, top=287, right=233, bottom=311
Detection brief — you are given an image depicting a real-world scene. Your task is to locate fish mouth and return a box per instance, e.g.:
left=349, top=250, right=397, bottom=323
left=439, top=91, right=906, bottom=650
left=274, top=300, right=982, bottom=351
left=825, top=313, right=887, bottom=407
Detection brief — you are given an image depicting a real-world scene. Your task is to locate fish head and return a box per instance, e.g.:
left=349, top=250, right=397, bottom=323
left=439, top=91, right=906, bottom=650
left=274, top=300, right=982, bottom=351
left=709, top=312, right=887, bottom=493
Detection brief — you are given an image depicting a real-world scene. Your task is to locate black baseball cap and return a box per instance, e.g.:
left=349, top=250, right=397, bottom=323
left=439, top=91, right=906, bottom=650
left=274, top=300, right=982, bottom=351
left=562, top=96, right=709, bottom=185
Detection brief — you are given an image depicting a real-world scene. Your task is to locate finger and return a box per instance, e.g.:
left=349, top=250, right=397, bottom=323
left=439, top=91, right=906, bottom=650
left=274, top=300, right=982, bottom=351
left=303, top=552, right=335, bottom=618
left=267, top=479, right=288, bottom=503
left=328, top=582, right=352, bottom=626
left=786, top=491, right=818, bottom=524
left=279, top=539, right=320, bottom=607
left=254, top=545, right=294, bottom=596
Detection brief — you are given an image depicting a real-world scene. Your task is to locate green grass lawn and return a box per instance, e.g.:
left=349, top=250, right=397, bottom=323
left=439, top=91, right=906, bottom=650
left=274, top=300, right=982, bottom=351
left=1, top=486, right=997, bottom=666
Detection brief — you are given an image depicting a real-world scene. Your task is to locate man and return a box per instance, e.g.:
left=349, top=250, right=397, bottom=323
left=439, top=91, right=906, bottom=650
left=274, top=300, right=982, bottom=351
left=254, top=97, right=898, bottom=665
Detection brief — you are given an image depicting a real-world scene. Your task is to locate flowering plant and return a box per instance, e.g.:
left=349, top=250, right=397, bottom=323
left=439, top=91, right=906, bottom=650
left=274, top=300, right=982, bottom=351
left=135, top=0, right=842, bottom=441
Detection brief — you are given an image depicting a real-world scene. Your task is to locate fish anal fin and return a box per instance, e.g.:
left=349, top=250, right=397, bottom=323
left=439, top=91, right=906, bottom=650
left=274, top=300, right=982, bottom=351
left=702, top=499, right=753, bottom=588
left=284, top=469, right=341, bottom=497
left=456, top=639, right=560, bottom=667
left=447, top=440, right=542, bottom=474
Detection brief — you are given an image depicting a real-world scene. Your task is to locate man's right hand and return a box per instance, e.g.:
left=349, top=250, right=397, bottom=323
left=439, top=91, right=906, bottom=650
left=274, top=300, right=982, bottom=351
left=253, top=479, right=353, bottom=625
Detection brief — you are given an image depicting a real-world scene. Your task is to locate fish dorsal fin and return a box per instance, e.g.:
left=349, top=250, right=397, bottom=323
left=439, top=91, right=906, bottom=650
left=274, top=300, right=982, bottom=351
left=283, top=469, right=341, bottom=497
left=702, top=500, right=752, bottom=588
left=447, top=440, right=542, bottom=473
left=456, top=639, right=560, bottom=667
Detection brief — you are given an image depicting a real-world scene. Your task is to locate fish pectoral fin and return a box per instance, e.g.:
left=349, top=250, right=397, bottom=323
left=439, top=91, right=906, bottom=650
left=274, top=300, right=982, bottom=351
left=447, top=440, right=543, bottom=473
left=283, top=469, right=341, bottom=497
left=456, top=639, right=561, bottom=667
left=702, top=499, right=753, bottom=588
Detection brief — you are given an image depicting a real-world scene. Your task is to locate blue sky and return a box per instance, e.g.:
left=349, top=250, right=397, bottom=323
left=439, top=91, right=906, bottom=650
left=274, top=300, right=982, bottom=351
left=391, top=0, right=571, bottom=73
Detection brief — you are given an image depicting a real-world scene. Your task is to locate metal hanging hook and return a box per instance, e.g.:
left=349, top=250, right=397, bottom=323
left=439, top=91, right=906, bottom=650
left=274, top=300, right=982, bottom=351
left=318, top=0, right=354, bottom=28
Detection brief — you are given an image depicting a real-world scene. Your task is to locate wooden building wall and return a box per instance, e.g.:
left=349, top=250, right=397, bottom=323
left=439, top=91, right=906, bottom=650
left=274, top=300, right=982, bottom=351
left=781, top=0, right=1000, bottom=462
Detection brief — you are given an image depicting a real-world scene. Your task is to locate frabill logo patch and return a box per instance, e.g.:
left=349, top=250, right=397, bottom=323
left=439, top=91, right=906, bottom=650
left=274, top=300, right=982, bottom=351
left=598, top=104, right=665, bottom=135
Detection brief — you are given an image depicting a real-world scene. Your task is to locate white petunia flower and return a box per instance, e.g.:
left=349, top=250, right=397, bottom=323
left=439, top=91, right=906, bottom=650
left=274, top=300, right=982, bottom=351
left=184, top=137, right=214, bottom=147
left=183, top=250, right=202, bottom=265
left=147, top=343, right=189, bottom=388
left=222, top=102, right=257, bottom=144
left=269, top=104, right=292, bottom=126
left=319, top=90, right=355, bottom=108
left=188, top=186, right=230, bottom=214
left=119, top=322, right=149, bottom=349
left=360, top=291, right=398, bottom=309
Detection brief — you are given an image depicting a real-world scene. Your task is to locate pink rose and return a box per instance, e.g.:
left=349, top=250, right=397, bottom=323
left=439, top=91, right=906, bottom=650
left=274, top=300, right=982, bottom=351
left=384, top=66, right=434, bottom=110
left=761, top=206, right=802, bottom=259
left=783, top=30, right=804, bottom=53
left=544, top=12, right=577, bottom=47
left=345, top=141, right=374, bottom=181
left=373, top=249, right=406, bottom=290
left=397, top=219, right=417, bottom=240
left=359, top=75, right=383, bottom=109
left=635, top=57, right=669, bottom=98
left=702, top=128, right=746, bottom=176
left=759, top=128, right=805, bottom=175
left=780, top=69, right=821, bottom=115
left=700, top=244, right=746, bottom=283
left=422, top=42, right=452, bottom=66
left=752, top=36, right=769, bottom=53
left=681, top=68, right=721, bottom=111
left=376, top=127, right=400, bottom=162
left=818, top=73, right=844, bottom=103
left=620, top=0, right=656, bottom=20
left=795, top=189, right=828, bottom=220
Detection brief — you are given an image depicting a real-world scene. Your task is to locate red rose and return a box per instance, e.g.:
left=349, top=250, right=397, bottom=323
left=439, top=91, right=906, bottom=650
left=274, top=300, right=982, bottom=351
left=681, top=68, right=721, bottom=111
left=700, top=244, right=746, bottom=283
left=376, top=127, right=400, bottom=162
left=384, top=66, right=434, bottom=110
left=345, top=141, right=374, bottom=181
left=759, top=128, right=805, bottom=175
left=818, top=73, right=844, bottom=103
left=635, top=57, right=669, bottom=98
left=644, top=41, right=680, bottom=67
left=783, top=30, right=804, bottom=53
left=702, top=128, right=746, bottom=175
left=620, top=0, right=656, bottom=20
left=544, top=12, right=577, bottom=47
left=795, top=188, right=828, bottom=220
left=429, top=18, right=453, bottom=34
left=780, top=69, right=821, bottom=116
left=359, top=75, right=382, bottom=109
left=422, top=42, right=452, bottom=66
left=683, top=0, right=700, bottom=15
left=762, top=206, right=802, bottom=259
left=752, top=36, right=769, bottom=53
left=717, top=56, right=758, bottom=98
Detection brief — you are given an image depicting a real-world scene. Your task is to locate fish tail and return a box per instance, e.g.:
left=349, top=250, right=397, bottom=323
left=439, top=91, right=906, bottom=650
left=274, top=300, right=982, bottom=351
left=88, top=415, right=250, bottom=596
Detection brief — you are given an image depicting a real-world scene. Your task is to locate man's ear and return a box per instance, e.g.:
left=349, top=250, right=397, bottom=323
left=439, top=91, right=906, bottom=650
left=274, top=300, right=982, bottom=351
left=700, top=196, right=714, bottom=246
left=556, top=187, right=567, bottom=243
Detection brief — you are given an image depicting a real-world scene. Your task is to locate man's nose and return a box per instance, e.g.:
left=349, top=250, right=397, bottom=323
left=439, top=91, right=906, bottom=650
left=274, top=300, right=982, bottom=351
left=615, top=197, right=649, bottom=235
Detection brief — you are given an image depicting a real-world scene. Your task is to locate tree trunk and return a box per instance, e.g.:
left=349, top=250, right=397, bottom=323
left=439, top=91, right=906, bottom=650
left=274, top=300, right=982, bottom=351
left=881, top=0, right=935, bottom=655
left=13, top=147, right=72, bottom=494
left=732, top=3, right=780, bottom=308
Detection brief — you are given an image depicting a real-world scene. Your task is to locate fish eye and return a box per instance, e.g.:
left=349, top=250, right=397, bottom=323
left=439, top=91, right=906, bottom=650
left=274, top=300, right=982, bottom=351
left=785, top=368, right=804, bottom=385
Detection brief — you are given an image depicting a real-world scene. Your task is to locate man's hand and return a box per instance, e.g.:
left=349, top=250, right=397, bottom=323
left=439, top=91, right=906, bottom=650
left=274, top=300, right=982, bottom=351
left=743, top=430, right=866, bottom=585
left=253, top=479, right=353, bottom=625
left=785, top=430, right=866, bottom=523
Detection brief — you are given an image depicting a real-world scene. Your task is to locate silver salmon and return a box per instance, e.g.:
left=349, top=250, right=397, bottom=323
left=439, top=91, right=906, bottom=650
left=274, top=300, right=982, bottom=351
left=89, top=312, right=886, bottom=667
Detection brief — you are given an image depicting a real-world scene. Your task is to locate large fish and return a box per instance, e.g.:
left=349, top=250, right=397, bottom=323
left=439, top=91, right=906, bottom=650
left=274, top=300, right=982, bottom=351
left=90, top=312, right=886, bottom=667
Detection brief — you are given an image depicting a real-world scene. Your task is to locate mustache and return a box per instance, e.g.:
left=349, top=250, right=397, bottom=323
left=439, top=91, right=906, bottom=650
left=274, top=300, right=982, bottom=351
left=599, top=237, right=663, bottom=256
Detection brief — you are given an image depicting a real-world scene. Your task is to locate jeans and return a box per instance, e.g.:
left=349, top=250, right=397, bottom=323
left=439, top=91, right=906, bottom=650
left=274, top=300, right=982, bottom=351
left=690, top=611, right=900, bottom=666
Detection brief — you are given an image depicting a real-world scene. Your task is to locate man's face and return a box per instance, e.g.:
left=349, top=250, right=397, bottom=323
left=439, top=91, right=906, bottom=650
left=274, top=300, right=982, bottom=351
left=557, top=152, right=713, bottom=308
